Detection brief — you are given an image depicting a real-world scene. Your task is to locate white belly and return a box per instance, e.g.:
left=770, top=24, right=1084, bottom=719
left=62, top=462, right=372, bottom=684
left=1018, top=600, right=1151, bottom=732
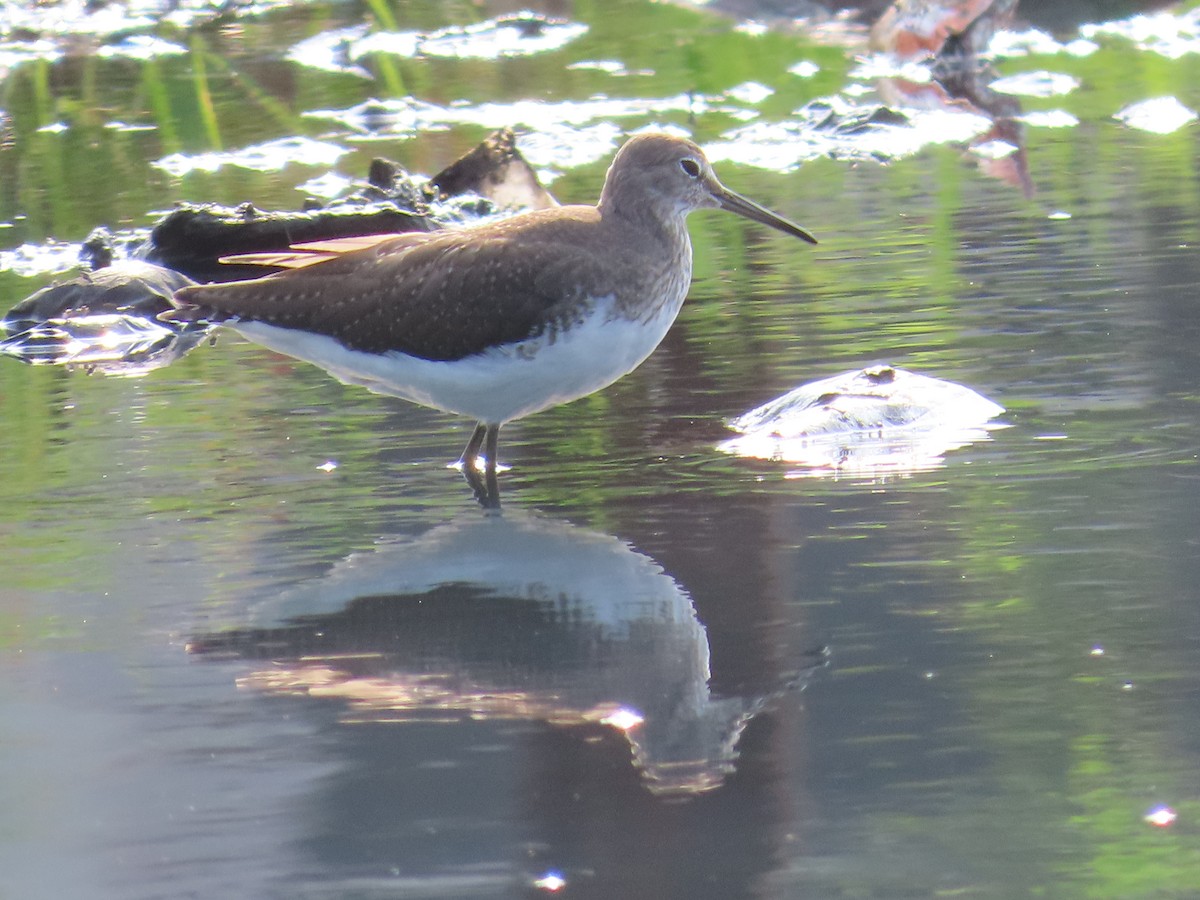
left=232, top=294, right=683, bottom=424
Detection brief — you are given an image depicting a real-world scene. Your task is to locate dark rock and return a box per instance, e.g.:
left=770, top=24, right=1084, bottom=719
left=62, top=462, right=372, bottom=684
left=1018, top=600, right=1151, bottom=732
left=143, top=128, right=556, bottom=282
left=144, top=202, right=433, bottom=282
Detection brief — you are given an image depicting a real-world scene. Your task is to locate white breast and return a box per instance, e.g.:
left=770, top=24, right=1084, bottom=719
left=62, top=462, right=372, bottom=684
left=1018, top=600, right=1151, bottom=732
left=233, top=293, right=685, bottom=425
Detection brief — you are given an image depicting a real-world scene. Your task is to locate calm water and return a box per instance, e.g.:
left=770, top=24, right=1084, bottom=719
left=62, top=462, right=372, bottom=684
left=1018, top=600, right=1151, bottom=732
left=3, top=1, right=1200, bottom=897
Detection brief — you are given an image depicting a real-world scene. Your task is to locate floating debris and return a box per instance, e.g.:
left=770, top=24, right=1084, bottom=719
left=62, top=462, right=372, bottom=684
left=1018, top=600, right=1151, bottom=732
left=439, top=94, right=712, bottom=132
left=719, top=365, right=1004, bottom=475
left=0, top=0, right=154, bottom=39
left=1114, top=97, right=1198, bottom=135
left=1063, top=38, right=1100, bottom=57
left=304, top=93, right=708, bottom=139
left=515, top=123, right=624, bottom=182
left=987, top=28, right=1098, bottom=59
left=733, top=20, right=769, bottom=38
left=0, top=0, right=321, bottom=71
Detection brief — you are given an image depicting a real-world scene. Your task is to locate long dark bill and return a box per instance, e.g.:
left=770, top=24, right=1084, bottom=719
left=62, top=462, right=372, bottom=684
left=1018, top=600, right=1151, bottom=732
left=713, top=184, right=818, bottom=245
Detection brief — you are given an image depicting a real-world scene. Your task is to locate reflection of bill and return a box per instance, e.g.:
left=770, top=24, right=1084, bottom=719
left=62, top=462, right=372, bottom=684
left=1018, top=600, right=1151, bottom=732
left=189, top=511, right=818, bottom=796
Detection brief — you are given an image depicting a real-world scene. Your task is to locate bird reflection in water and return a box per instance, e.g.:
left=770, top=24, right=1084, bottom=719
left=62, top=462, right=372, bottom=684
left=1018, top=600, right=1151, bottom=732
left=188, top=510, right=825, bottom=796
left=870, top=0, right=1033, bottom=196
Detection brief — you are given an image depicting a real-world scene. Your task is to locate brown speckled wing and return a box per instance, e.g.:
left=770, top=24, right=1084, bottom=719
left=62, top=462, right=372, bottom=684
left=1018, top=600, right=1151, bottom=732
left=176, top=224, right=614, bottom=362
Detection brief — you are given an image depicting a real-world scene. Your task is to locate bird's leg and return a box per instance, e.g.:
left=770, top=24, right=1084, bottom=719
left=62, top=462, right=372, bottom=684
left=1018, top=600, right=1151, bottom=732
left=483, top=423, right=500, bottom=508
left=459, top=422, right=488, bottom=503
left=460, top=422, right=487, bottom=470
left=458, top=422, right=501, bottom=509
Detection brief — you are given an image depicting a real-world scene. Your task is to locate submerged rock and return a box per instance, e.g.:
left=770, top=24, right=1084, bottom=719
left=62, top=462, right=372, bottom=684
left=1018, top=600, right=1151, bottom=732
left=2, top=260, right=196, bottom=326
left=0, top=260, right=207, bottom=375
left=719, top=364, right=1004, bottom=474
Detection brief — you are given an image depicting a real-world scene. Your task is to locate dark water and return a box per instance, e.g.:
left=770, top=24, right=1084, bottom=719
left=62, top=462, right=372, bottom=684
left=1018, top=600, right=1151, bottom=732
left=3, top=1, right=1200, bottom=897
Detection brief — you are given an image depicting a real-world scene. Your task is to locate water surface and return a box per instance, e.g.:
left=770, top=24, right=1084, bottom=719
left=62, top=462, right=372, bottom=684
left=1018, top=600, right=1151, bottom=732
left=2, top=1, right=1200, bottom=896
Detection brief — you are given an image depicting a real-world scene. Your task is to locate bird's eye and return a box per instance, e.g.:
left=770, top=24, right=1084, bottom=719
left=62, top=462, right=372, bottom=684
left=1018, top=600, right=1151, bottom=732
left=679, top=158, right=701, bottom=178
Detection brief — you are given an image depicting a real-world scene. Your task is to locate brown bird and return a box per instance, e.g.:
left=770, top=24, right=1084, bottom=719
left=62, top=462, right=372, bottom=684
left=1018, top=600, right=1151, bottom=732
left=171, top=133, right=816, bottom=506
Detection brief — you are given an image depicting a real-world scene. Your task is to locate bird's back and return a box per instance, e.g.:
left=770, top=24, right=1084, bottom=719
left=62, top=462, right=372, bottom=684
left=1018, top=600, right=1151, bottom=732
left=175, top=203, right=692, bottom=362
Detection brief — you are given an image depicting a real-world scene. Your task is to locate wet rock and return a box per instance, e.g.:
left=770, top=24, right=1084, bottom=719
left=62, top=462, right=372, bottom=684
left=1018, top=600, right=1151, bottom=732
left=729, top=364, right=1003, bottom=435
left=145, top=201, right=433, bottom=282
left=718, top=364, right=1004, bottom=474
left=144, top=127, right=553, bottom=282
left=0, top=259, right=207, bottom=375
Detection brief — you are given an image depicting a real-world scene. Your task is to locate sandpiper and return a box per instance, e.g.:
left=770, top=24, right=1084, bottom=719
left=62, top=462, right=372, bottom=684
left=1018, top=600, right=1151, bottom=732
left=170, top=134, right=816, bottom=506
